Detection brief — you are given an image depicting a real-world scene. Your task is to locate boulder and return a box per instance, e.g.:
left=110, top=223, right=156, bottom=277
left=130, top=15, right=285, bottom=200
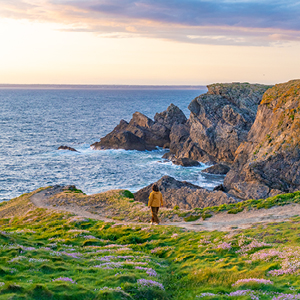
left=92, top=104, right=186, bottom=151
left=162, top=153, right=199, bottom=167
left=202, top=164, right=230, bottom=175
left=224, top=80, right=300, bottom=199
left=58, top=145, right=78, bottom=152
left=133, top=175, right=237, bottom=210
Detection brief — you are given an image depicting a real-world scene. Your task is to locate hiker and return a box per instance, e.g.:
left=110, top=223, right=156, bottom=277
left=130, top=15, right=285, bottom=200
left=148, top=183, right=163, bottom=225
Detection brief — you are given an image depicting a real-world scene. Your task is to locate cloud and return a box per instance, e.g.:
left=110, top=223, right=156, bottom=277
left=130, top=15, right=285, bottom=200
left=1, top=0, right=300, bottom=45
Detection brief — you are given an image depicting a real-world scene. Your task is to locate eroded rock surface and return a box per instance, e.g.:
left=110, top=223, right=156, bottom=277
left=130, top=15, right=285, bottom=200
left=202, top=164, right=230, bottom=175
left=168, top=82, right=272, bottom=164
left=91, top=104, right=186, bottom=151
left=134, top=175, right=237, bottom=209
left=224, top=80, right=300, bottom=199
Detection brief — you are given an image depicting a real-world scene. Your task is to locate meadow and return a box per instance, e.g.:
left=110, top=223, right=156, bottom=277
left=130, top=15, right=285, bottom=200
left=1, top=190, right=300, bottom=299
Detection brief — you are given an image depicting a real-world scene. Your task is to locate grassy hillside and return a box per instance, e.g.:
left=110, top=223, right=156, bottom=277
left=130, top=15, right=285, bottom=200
left=1, top=191, right=300, bottom=299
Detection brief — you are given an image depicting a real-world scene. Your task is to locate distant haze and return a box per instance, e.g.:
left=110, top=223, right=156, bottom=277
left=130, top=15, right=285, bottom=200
left=0, top=84, right=206, bottom=90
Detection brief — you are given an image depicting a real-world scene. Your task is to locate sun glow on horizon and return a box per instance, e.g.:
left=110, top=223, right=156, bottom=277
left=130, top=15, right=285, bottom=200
left=0, top=14, right=299, bottom=85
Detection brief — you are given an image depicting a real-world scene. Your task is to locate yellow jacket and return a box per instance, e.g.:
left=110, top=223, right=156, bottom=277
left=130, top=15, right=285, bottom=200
left=148, top=191, right=163, bottom=207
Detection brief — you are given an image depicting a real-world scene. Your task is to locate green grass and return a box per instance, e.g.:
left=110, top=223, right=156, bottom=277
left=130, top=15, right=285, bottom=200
left=183, top=215, right=201, bottom=222
left=2, top=192, right=300, bottom=299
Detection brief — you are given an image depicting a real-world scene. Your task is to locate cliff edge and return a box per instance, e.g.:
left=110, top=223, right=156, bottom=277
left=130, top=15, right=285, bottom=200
left=224, top=80, right=300, bottom=199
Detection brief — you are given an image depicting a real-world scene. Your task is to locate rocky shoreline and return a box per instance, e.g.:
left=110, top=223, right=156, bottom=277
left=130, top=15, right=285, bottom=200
left=90, top=80, right=300, bottom=208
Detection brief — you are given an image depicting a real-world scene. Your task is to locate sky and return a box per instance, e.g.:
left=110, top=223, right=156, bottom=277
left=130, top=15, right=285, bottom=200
left=0, top=0, right=299, bottom=85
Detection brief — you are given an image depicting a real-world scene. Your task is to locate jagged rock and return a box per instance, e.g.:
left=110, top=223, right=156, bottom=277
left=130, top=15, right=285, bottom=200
left=169, top=123, right=190, bottom=153
left=224, top=80, right=300, bottom=199
left=154, top=103, right=187, bottom=129
left=91, top=104, right=186, bottom=151
left=227, top=182, right=270, bottom=200
left=91, top=122, right=153, bottom=151
left=161, top=153, right=200, bottom=167
left=213, top=184, right=226, bottom=192
left=173, top=83, right=272, bottom=164
left=202, top=164, right=230, bottom=175
left=133, top=175, right=237, bottom=210
left=58, top=146, right=78, bottom=152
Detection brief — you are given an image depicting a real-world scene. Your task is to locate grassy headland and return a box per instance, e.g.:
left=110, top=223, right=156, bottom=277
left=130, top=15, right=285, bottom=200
left=1, top=190, right=300, bottom=299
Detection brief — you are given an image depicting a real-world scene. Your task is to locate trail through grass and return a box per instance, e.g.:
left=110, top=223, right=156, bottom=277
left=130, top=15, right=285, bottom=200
left=1, top=191, right=300, bottom=299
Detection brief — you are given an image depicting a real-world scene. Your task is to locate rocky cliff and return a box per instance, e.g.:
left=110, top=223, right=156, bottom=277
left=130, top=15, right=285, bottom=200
left=91, top=104, right=187, bottom=151
left=224, top=80, right=300, bottom=199
left=167, top=82, right=272, bottom=164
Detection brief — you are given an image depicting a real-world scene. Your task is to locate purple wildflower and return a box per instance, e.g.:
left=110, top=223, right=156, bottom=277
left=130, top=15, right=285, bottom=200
left=150, top=246, right=174, bottom=253
left=196, top=292, right=217, bottom=297
left=216, top=242, right=232, bottom=250
left=228, top=290, right=259, bottom=300
left=137, top=279, right=164, bottom=290
left=272, top=294, right=300, bottom=300
left=146, top=269, right=158, bottom=277
left=62, top=252, right=81, bottom=259
left=232, top=278, right=273, bottom=286
left=269, top=269, right=295, bottom=276
left=53, top=277, right=76, bottom=284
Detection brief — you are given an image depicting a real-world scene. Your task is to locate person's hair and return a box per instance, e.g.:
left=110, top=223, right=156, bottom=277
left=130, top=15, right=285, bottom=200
left=152, top=184, right=159, bottom=192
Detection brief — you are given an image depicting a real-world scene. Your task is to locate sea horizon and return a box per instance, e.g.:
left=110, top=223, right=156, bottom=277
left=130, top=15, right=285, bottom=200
left=0, top=84, right=207, bottom=90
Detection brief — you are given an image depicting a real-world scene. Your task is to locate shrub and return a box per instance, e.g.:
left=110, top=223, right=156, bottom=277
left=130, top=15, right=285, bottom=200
left=184, top=215, right=201, bottom=222
left=122, top=190, right=135, bottom=199
left=228, top=207, right=244, bottom=214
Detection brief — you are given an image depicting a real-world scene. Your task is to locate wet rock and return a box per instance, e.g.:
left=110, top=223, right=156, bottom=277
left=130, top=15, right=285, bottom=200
left=161, top=153, right=199, bottom=167
left=213, top=184, right=226, bottom=192
left=58, top=145, right=78, bottom=152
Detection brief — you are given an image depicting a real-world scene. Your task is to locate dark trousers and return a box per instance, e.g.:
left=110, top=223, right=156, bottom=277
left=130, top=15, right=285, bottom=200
left=151, top=207, right=160, bottom=224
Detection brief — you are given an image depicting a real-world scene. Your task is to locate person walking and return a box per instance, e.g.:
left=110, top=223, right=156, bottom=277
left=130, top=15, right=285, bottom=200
left=148, top=183, right=163, bottom=225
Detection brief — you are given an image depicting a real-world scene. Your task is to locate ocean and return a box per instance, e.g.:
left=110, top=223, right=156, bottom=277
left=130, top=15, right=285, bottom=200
left=0, top=87, right=224, bottom=202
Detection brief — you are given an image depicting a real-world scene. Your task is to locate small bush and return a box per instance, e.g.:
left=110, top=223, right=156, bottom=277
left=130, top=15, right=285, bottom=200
left=202, top=213, right=212, bottom=220
left=184, top=215, right=201, bottom=222
left=228, top=207, right=244, bottom=214
left=122, top=190, right=135, bottom=199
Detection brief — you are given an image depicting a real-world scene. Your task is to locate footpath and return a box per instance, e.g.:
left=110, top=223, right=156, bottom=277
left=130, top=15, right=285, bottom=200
left=30, top=187, right=300, bottom=232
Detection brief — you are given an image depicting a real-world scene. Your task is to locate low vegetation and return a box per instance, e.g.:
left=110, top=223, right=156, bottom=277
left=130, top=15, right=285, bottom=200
left=1, top=191, right=300, bottom=299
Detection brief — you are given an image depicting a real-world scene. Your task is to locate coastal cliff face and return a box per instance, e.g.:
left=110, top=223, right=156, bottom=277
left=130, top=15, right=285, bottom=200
left=169, top=83, right=272, bottom=164
left=91, top=104, right=187, bottom=151
left=224, top=80, right=300, bottom=199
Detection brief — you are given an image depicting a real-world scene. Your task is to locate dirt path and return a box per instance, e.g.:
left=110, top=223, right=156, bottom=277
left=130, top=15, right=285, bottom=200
left=30, top=187, right=300, bottom=232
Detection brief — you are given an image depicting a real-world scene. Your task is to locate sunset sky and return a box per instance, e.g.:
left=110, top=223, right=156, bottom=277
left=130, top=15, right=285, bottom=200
left=0, top=0, right=299, bottom=85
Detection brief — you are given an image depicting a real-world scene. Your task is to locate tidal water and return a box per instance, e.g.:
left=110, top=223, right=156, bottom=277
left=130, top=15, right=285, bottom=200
left=0, top=88, right=224, bottom=202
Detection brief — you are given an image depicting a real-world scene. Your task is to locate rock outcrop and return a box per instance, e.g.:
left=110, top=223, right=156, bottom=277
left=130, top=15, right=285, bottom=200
left=58, top=146, right=78, bottom=152
left=167, top=82, right=272, bottom=164
left=162, top=153, right=200, bottom=167
left=202, top=164, right=230, bottom=175
left=91, top=104, right=187, bottom=151
left=134, top=175, right=237, bottom=209
left=224, top=80, right=300, bottom=199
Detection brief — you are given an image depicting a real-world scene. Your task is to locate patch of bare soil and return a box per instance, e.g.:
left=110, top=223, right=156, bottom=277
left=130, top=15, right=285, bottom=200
left=30, top=186, right=300, bottom=232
